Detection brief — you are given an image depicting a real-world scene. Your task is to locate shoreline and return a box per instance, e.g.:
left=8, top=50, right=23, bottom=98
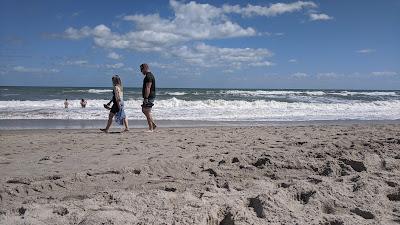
left=1, top=119, right=400, bottom=130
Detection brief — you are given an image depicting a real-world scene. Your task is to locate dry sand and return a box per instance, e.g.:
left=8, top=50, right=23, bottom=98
left=0, top=123, right=399, bottom=225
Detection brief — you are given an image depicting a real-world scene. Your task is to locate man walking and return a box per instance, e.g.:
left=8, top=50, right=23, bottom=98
left=140, top=63, right=157, bottom=132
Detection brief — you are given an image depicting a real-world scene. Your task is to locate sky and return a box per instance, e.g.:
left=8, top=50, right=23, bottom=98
left=0, top=0, right=399, bottom=89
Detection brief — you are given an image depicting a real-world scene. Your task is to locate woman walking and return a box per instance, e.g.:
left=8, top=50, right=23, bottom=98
left=101, top=75, right=129, bottom=133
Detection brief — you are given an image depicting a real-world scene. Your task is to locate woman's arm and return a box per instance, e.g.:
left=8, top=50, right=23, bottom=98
left=114, top=86, right=122, bottom=102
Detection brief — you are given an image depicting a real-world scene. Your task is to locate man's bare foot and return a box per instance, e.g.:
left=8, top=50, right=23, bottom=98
left=145, top=130, right=153, bottom=133
left=152, top=122, right=157, bottom=130
left=100, top=128, right=108, bottom=133
left=122, top=129, right=129, bottom=133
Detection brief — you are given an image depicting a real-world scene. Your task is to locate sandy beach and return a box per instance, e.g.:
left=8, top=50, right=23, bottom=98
left=1, top=123, right=400, bottom=225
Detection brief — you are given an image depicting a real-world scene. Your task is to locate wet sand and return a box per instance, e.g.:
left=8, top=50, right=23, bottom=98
left=0, top=123, right=399, bottom=224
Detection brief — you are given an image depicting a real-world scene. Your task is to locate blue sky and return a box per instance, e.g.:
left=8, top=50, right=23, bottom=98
left=0, top=0, right=399, bottom=89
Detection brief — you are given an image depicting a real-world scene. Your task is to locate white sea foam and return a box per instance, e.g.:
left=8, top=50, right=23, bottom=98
left=222, top=90, right=398, bottom=97
left=1, top=98, right=400, bottom=121
left=87, top=89, right=112, bottom=93
left=334, top=91, right=397, bottom=96
left=223, top=90, right=329, bottom=97
left=166, top=92, right=187, bottom=96
left=62, top=89, right=112, bottom=94
left=224, top=90, right=297, bottom=96
left=1, top=94, right=20, bottom=96
left=305, top=91, right=326, bottom=96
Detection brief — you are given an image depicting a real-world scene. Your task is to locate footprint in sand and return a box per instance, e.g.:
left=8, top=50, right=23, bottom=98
left=219, top=211, right=235, bottom=225
left=339, top=158, right=367, bottom=172
left=252, top=157, right=270, bottom=169
left=387, top=190, right=400, bottom=201
left=323, top=220, right=344, bottom=225
left=350, top=207, right=375, bottom=219
left=53, top=206, right=69, bottom=216
left=296, top=190, right=316, bottom=204
left=248, top=196, right=265, bottom=218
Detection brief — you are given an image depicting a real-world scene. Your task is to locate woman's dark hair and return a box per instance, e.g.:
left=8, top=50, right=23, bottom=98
left=112, top=75, right=122, bottom=86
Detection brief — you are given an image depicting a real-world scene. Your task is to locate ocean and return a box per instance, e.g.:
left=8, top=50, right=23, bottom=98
left=1, top=86, right=400, bottom=129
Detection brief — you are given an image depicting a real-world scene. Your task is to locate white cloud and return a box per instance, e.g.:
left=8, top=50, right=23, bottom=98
left=64, top=26, right=92, bottom=40
left=249, top=61, right=275, bottom=67
left=223, top=69, right=235, bottom=73
left=63, top=60, right=88, bottom=66
left=107, top=52, right=122, bottom=60
left=223, top=1, right=317, bottom=17
left=316, top=72, right=342, bottom=79
left=12, top=66, right=60, bottom=73
left=148, top=62, right=175, bottom=69
left=60, top=0, right=327, bottom=69
left=357, top=49, right=375, bottom=54
left=289, top=59, right=297, bottom=63
left=60, top=60, right=125, bottom=70
left=105, top=63, right=124, bottom=69
left=170, top=43, right=273, bottom=68
left=123, top=67, right=136, bottom=72
left=291, top=72, right=308, bottom=78
left=62, top=0, right=316, bottom=51
left=309, top=13, right=333, bottom=21
left=123, top=1, right=256, bottom=41
left=71, top=11, right=83, bottom=17
left=371, top=71, right=398, bottom=76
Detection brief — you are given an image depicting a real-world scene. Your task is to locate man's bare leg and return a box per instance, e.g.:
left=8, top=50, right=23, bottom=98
left=142, top=107, right=155, bottom=131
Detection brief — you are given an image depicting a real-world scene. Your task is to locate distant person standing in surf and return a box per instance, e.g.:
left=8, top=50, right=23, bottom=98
left=64, top=99, right=69, bottom=108
left=140, top=63, right=157, bottom=132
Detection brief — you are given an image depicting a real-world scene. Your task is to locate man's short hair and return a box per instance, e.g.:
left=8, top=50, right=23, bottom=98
left=140, top=63, right=149, bottom=71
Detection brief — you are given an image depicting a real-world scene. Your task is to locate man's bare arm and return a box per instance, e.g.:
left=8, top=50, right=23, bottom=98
left=144, top=82, right=152, bottom=100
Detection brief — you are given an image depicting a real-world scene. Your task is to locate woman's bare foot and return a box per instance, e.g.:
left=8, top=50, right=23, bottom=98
left=122, top=129, right=129, bottom=133
left=152, top=122, right=157, bottom=130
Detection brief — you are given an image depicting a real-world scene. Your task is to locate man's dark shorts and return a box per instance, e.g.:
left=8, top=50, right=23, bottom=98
left=141, top=98, right=155, bottom=108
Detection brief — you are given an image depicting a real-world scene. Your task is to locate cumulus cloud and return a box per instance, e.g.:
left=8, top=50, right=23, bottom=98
left=61, top=0, right=319, bottom=49
left=107, top=52, right=122, bottom=60
left=64, top=0, right=257, bottom=49
left=123, top=1, right=256, bottom=41
left=309, top=13, right=333, bottom=21
left=60, top=0, right=328, bottom=68
left=170, top=43, right=273, bottom=68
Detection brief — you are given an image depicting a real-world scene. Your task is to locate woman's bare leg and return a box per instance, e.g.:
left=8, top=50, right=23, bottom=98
left=123, top=118, right=129, bottom=131
left=101, top=112, right=114, bottom=132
